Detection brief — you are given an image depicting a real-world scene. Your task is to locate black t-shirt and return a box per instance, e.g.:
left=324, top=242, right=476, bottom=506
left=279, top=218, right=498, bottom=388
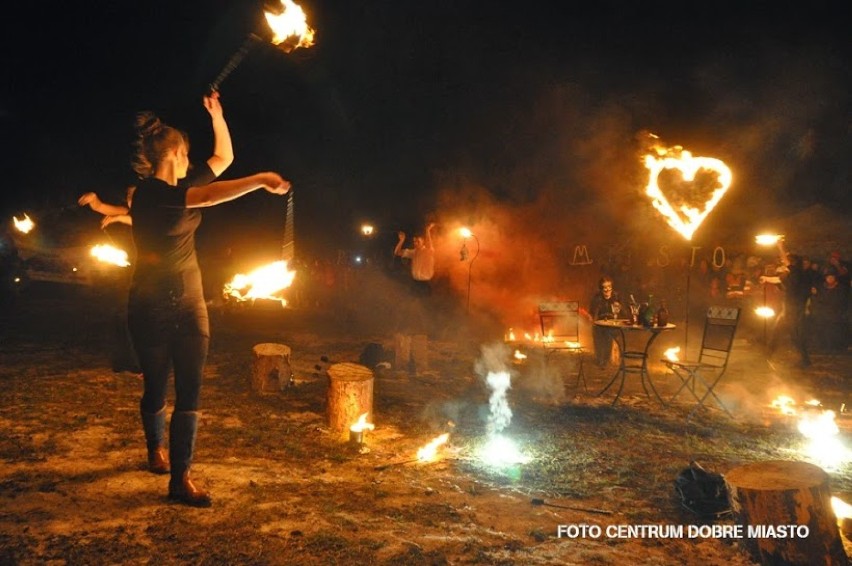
left=130, top=164, right=216, bottom=284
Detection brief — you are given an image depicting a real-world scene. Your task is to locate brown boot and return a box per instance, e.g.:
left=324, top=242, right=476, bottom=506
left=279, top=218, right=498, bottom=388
left=168, top=471, right=212, bottom=508
left=148, top=446, right=170, bottom=475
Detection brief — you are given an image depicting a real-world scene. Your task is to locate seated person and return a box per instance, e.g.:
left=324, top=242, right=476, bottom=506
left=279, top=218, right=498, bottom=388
left=588, top=276, right=621, bottom=367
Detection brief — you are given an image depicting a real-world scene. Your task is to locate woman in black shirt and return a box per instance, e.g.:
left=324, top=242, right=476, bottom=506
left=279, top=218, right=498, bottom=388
left=129, top=93, right=289, bottom=507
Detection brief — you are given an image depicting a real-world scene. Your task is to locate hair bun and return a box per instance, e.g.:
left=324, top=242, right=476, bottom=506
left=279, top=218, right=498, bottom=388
left=134, top=111, right=162, bottom=138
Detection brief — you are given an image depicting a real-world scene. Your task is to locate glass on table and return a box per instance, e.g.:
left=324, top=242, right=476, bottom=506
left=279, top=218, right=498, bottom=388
left=611, top=301, right=621, bottom=319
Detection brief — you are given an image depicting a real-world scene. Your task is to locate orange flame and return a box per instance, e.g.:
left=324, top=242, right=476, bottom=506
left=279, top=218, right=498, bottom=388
left=361, top=224, right=374, bottom=236
left=664, top=347, right=680, bottom=362
left=644, top=139, right=732, bottom=240
left=754, top=306, right=776, bottom=318
left=264, top=0, right=315, bottom=51
left=513, top=349, right=527, bottom=360
left=12, top=214, right=34, bottom=234
left=224, top=260, right=295, bottom=305
left=755, top=234, right=783, bottom=246
left=417, top=433, right=450, bottom=462
left=350, top=413, right=375, bottom=433
left=90, top=244, right=130, bottom=267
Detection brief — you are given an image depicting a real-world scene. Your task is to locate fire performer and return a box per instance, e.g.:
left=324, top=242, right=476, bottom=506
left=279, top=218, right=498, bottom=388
left=78, top=188, right=140, bottom=374
left=127, top=92, right=290, bottom=507
left=760, top=237, right=813, bottom=368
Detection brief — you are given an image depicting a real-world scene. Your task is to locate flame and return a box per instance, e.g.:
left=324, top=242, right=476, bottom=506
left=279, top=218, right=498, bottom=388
left=754, top=306, right=776, bottom=318
left=505, top=328, right=516, bottom=342
left=224, top=260, right=296, bottom=305
left=513, top=350, right=527, bottom=360
left=770, top=396, right=850, bottom=469
left=264, top=0, right=315, bottom=50
left=361, top=224, right=374, bottom=236
left=755, top=234, right=783, bottom=246
left=13, top=214, right=34, bottom=234
left=350, top=412, right=375, bottom=433
left=90, top=244, right=130, bottom=267
left=459, top=227, right=473, bottom=239
left=832, top=496, right=852, bottom=520
left=664, top=347, right=680, bottom=362
left=644, top=141, right=732, bottom=240
left=416, top=433, right=450, bottom=462
left=770, top=395, right=797, bottom=416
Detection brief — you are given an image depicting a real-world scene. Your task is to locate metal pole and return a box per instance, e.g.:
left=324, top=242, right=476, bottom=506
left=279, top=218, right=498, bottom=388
left=684, top=268, right=691, bottom=357
left=465, top=235, right=480, bottom=314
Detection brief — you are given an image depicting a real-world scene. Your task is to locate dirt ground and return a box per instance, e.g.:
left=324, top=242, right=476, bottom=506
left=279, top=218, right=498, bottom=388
left=1, top=281, right=852, bottom=565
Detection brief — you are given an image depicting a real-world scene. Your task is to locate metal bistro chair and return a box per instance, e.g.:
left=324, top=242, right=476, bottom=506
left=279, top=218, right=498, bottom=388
left=538, top=301, right=587, bottom=390
left=664, top=306, right=741, bottom=417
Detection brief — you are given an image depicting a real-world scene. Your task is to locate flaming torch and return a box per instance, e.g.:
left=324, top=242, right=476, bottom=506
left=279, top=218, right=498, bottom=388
left=208, top=0, right=315, bottom=92
left=12, top=214, right=34, bottom=234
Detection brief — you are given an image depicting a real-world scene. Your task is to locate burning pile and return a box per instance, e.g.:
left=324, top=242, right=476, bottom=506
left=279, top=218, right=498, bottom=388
left=769, top=395, right=850, bottom=470
left=223, top=260, right=296, bottom=306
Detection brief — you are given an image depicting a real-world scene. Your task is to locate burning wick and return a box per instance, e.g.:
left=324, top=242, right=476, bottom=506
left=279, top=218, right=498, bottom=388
left=755, top=234, right=783, bottom=246
left=361, top=224, right=374, bottom=236
left=90, top=244, right=130, bottom=267
left=349, top=413, right=374, bottom=445
left=12, top=213, right=34, bottom=234
left=416, top=433, right=450, bottom=462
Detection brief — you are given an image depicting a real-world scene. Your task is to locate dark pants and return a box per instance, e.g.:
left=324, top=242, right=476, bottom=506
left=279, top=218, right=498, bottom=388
left=593, top=325, right=616, bottom=366
left=128, top=271, right=210, bottom=413
left=769, top=304, right=810, bottom=365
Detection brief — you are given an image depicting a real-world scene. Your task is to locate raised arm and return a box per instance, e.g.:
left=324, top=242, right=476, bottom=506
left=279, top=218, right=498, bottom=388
left=185, top=172, right=289, bottom=208
left=424, top=222, right=435, bottom=251
left=203, top=91, right=234, bottom=177
left=393, top=231, right=406, bottom=257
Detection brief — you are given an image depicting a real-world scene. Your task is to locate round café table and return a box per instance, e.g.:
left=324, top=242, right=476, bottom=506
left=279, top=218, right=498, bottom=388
left=594, top=319, right=676, bottom=406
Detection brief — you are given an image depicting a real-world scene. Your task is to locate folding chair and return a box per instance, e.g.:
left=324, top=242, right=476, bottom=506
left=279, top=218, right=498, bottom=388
left=538, top=301, right=586, bottom=390
left=663, top=306, right=741, bottom=417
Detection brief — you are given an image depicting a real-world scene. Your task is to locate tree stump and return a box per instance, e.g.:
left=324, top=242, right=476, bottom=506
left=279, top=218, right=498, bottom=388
left=411, top=334, right=428, bottom=372
left=725, top=460, right=847, bottom=565
left=251, top=343, right=292, bottom=394
left=393, top=333, right=411, bottom=369
left=327, top=362, right=374, bottom=439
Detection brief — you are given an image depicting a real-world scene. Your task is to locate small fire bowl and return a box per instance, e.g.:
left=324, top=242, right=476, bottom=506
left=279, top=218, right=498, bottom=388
left=349, top=429, right=366, bottom=445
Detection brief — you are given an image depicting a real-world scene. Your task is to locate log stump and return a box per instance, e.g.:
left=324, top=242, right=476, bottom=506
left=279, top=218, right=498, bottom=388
left=251, top=343, right=292, bottom=394
left=411, top=334, right=428, bottom=372
left=725, top=460, right=847, bottom=565
left=327, top=362, right=374, bottom=439
left=393, top=333, right=411, bottom=370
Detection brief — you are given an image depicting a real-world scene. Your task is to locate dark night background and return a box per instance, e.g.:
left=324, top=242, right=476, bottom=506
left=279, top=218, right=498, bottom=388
left=1, top=0, right=849, bottom=264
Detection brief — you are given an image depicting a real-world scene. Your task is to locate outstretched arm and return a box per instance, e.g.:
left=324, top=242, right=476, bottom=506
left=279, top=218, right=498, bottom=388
left=203, top=91, right=234, bottom=177
left=185, top=172, right=290, bottom=208
left=78, top=192, right=129, bottom=216
left=101, top=214, right=132, bottom=228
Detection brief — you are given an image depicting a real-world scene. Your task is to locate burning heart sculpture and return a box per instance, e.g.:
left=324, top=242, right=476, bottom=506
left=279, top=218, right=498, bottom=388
left=644, top=144, right=732, bottom=241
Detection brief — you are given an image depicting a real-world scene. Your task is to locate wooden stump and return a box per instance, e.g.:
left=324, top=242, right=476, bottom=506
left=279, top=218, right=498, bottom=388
left=725, top=460, right=847, bottom=565
left=327, top=362, right=374, bottom=438
left=251, top=343, right=292, bottom=394
left=411, top=334, right=428, bottom=372
left=393, top=333, right=411, bottom=369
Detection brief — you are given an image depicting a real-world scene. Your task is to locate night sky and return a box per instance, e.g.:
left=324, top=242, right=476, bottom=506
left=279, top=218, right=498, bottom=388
left=2, top=0, right=850, bottom=260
